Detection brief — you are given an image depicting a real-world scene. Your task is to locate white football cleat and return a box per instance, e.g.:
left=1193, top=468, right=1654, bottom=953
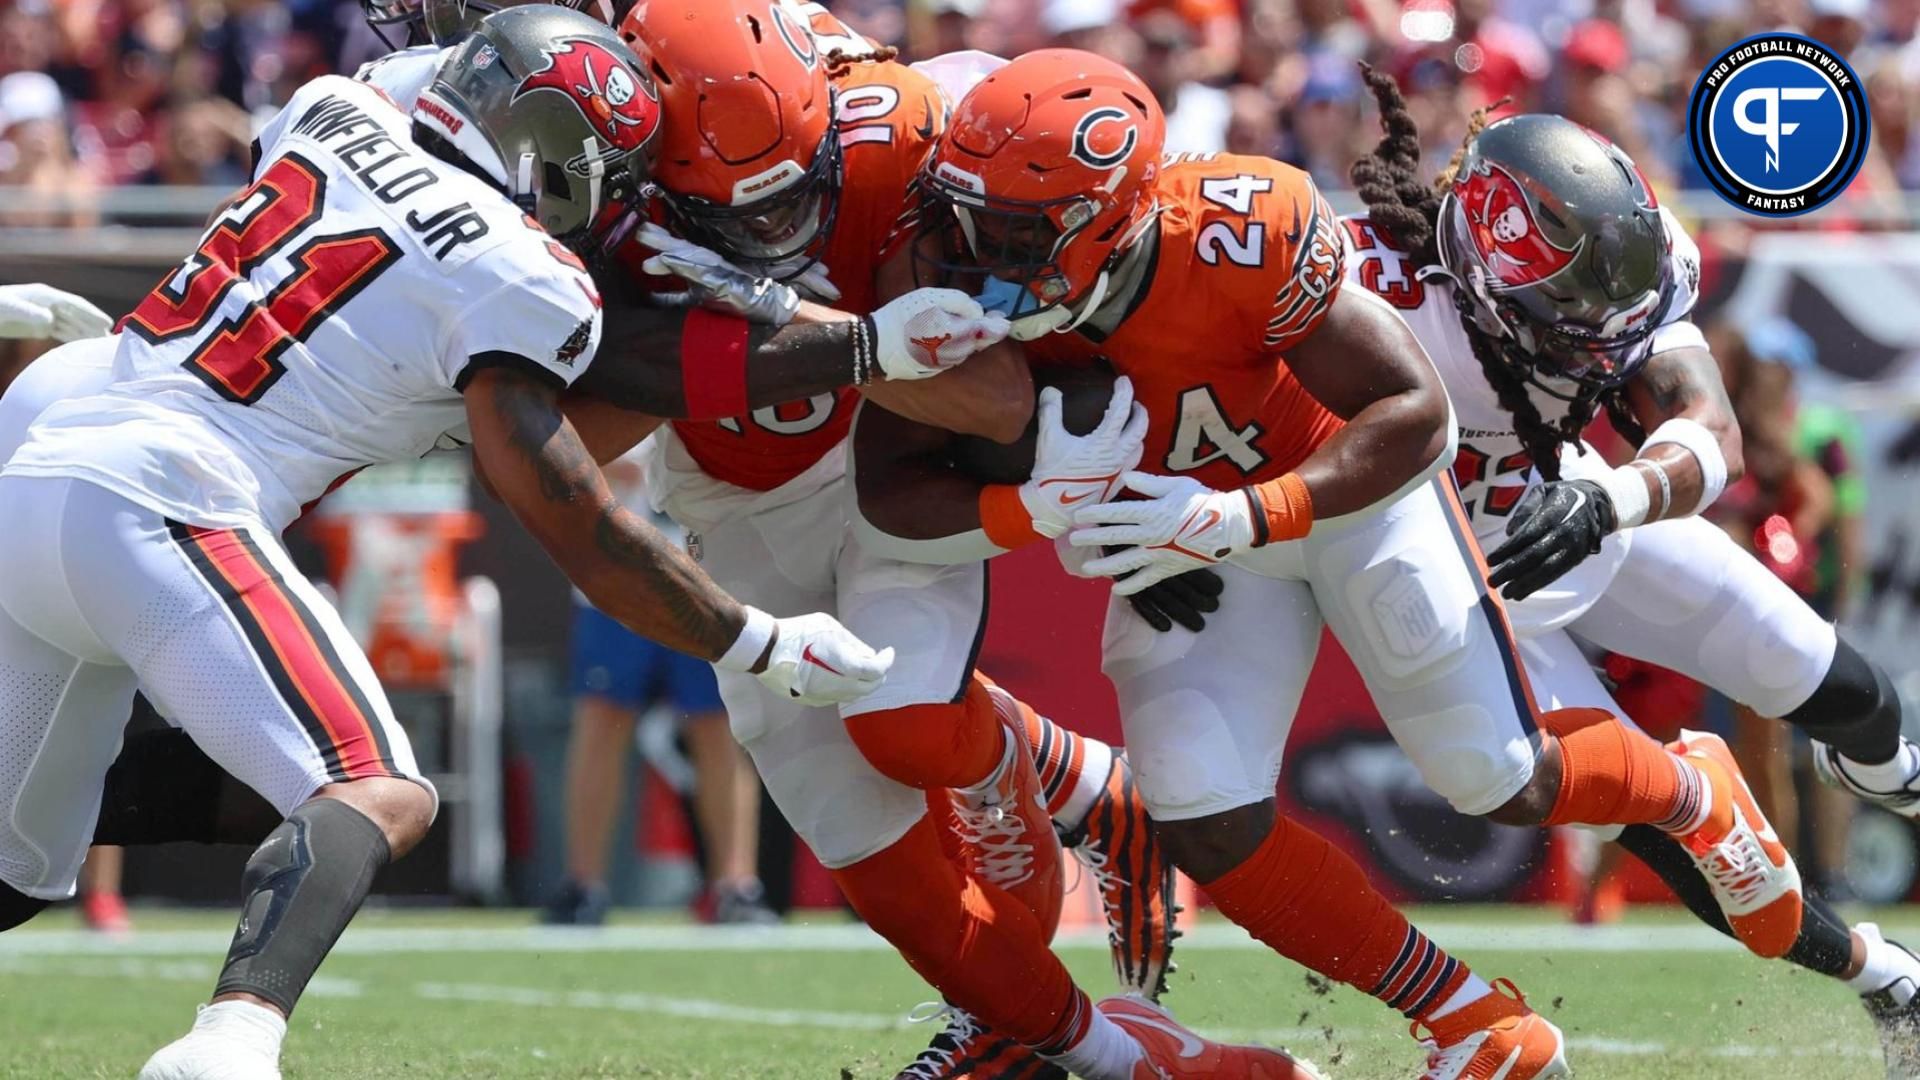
left=1813, top=740, right=1920, bottom=819
left=138, top=1002, right=286, bottom=1080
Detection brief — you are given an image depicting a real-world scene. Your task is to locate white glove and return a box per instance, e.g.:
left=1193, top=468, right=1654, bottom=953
left=0, top=284, right=113, bottom=342
left=638, top=221, right=802, bottom=327
left=1069, top=471, right=1255, bottom=594
left=1018, top=375, right=1147, bottom=538
left=869, top=288, right=1011, bottom=381
left=715, top=607, right=895, bottom=706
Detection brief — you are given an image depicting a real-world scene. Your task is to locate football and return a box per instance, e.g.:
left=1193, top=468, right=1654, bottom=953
left=949, top=361, right=1119, bottom=485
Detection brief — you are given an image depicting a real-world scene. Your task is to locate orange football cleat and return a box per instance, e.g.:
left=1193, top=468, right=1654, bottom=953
left=1414, top=979, right=1568, bottom=1080
left=954, top=692, right=1066, bottom=939
left=1068, top=753, right=1181, bottom=999
left=1098, top=995, right=1326, bottom=1080
left=1670, top=729, right=1804, bottom=958
left=895, top=1005, right=1066, bottom=1080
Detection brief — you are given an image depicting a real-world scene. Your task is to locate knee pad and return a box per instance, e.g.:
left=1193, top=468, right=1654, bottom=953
left=0, top=880, right=50, bottom=932
left=1784, top=637, right=1903, bottom=764
left=842, top=682, right=1000, bottom=791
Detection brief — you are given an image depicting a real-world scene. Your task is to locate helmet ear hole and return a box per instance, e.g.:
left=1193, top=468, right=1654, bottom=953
left=544, top=160, right=573, bottom=202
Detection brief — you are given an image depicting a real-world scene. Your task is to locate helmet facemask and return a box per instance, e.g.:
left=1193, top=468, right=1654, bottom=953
left=913, top=171, right=1120, bottom=340
left=659, top=120, right=844, bottom=278
left=364, top=0, right=430, bottom=49
left=1438, top=190, right=1673, bottom=404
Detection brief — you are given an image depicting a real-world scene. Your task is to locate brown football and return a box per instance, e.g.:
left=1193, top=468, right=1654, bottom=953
left=949, top=362, right=1118, bottom=485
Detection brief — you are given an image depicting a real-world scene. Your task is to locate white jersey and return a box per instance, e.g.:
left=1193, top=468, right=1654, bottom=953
left=353, top=44, right=445, bottom=112
left=6, top=75, right=602, bottom=534
left=1340, top=206, right=1704, bottom=545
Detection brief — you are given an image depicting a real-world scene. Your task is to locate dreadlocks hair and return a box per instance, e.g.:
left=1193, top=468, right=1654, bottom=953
left=1349, top=65, right=1640, bottom=480
left=824, top=43, right=898, bottom=76
left=1350, top=63, right=1443, bottom=268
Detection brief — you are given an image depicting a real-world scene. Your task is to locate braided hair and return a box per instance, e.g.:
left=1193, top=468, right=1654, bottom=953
left=1350, top=66, right=1641, bottom=480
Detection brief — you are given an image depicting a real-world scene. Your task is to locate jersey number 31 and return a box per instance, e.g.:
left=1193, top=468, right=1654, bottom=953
left=123, top=153, right=401, bottom=405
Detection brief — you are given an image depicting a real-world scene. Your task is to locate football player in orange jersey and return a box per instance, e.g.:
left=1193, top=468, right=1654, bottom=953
left=613, top=7, right=1218, bottom=1079
left=855, top=49, right=1811, bottom=1079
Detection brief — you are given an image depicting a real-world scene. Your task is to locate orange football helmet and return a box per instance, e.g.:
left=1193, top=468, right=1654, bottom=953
left=918, top=49, right=1165, bottom=338
left=619, top=0, right=839, bottom=274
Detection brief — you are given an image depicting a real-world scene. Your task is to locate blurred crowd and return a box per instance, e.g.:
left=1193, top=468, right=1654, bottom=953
left=5, top=0, right=1920, bottom=216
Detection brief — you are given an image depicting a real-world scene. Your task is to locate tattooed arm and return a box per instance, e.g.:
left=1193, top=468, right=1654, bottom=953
left=463, top=364, right=752, bottom=663
left=1619, top=345, right=1744, bottom=521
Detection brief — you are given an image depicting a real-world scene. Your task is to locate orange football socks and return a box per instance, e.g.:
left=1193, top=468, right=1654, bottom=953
left=1201, top=814, right=1474, bottom=1021
left=1540, top=707, right=1707, bottom=833
left=829, top=815, right=1080, bottom=1048
left=843, top=678, right=1005, bottom=791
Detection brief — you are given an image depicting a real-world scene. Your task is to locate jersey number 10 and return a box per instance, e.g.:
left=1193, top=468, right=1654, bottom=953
left=123, top=153, right=401, bottom=405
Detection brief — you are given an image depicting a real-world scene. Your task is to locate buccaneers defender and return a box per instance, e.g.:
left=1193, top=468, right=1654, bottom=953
left=618, top=4, right=1206, bottom=1076
left=859, top=48, right=1811, bottom=1078
left=1342, top=72, right=1920, bottom=1065
left=0, top=11, right=906, bottom=1079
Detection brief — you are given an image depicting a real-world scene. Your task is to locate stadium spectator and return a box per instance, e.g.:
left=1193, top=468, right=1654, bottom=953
left=0, top=70, right=96, bottom=227
left=1135, top=9, right=1230, bottom=155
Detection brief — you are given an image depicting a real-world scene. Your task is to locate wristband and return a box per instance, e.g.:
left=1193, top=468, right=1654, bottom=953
left=681, top=308, right=751, bottom=418
left=1246, top=472, right=1313, bottom=546
left=715, top=605, right=776, bottom=672
left=1631, top=458, right=1672, bottom=520
left=1597, top=465, right=1653, bottom=530
left=979, top=484, right=1045, bottom=550
left=1640, top=417, right=1728, bottom=515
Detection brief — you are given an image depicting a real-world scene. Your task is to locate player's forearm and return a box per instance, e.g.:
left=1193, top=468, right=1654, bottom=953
left=568, top=504, right=746, bottom=661
left=1617, top=346, right=1742, bottom=524
left=852, top=405, right=1006, bottom=564
left=470, top=368, right=747, bottom=661
left=580, top=301, right=869, bottom=418
left=858, top=342, right=1035, bottom=443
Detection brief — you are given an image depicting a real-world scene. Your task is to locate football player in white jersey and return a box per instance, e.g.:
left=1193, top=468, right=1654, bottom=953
left=0, top=8, right=1023, bottom=1076
left=1341, top=71, right=1920, bottom=1068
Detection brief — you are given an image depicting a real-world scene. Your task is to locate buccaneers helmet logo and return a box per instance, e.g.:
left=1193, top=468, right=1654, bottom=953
left=514, top=38, right=661, bottom=160
left=1457, top=161, right=1579, bottom=288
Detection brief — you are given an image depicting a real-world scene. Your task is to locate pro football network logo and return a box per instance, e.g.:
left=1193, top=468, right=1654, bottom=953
left=1686, top=32, right=1869, bottom=217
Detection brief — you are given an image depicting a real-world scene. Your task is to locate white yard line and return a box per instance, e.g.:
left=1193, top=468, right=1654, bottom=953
left=0, top=953, right=1875, bottom=1062
left=4, top=918, right=1879, bottom=957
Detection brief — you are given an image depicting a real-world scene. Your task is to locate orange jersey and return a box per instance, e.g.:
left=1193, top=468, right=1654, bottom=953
left=1024, top=153, right=1347, bottom=491
left=672, top=56, right=944, bottom=492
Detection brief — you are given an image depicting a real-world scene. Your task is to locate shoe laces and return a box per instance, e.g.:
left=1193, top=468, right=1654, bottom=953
left=1071, top=840, right=1127, bottom=940
left=1410, top=976, right=1526, bottom=1078
left=1698, top=813, right=1781, bottom=910
left=899, top=1003, right=983, bottom=1079
left=953, top=799, right=1035, bottom=888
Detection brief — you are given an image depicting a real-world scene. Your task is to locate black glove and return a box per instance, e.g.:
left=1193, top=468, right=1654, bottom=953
left=1486, top=479, right=1617, bottom=601
left=1113, top=547, right=1225, bottom=632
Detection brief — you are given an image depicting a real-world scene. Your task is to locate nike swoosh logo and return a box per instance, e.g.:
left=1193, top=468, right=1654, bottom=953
left=1039, top=475, right=1118, bottom=508
left=1114, top=1012, right=1207, bottom=1058
left=801, top=644, right=843, bottom=676
left=914, top=100, right=936, bottom=141
left=1283, top=203, right=1303, bottom=246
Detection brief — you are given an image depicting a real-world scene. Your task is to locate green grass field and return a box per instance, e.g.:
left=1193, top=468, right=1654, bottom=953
left=0, top=904, right=1904, bottom=1079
